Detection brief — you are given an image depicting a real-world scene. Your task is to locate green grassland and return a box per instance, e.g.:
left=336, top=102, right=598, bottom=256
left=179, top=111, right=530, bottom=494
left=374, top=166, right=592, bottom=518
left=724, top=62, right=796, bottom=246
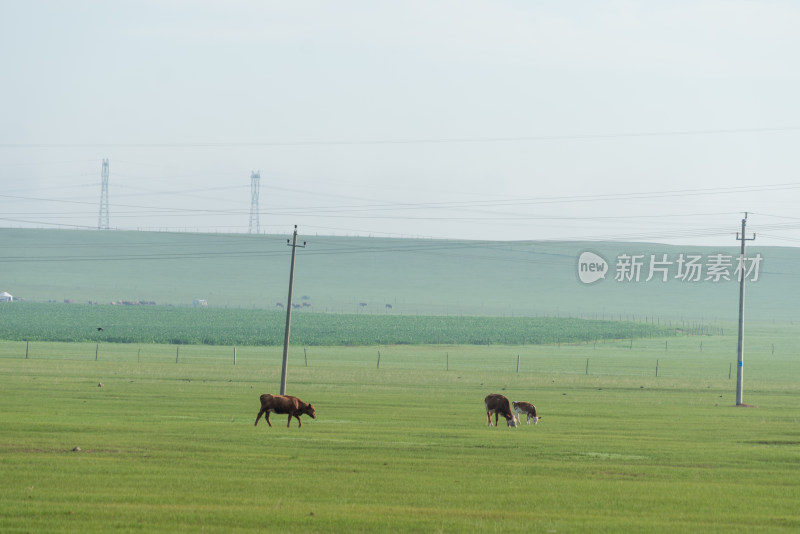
left=2, top=229, right=799, bottom=532
left=1, top=328, right=799, bottom=533
left=2, top=228, right=799, bottom=321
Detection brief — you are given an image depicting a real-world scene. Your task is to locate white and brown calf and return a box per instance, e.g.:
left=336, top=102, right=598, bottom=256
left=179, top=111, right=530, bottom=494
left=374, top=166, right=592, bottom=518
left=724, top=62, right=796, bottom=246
left=512, top=401, right=540, bottom=425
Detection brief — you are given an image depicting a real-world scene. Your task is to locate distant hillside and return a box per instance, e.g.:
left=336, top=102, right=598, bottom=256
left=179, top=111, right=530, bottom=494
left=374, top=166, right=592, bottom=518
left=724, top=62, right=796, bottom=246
left=1, top=228, right=797, bottom=322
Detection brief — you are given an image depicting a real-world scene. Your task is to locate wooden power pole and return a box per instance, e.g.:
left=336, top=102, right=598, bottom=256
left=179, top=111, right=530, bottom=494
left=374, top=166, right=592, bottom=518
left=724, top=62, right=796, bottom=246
left=280, top=226, right=305, bottom=395
left=735, top=213, right=755, bottom=406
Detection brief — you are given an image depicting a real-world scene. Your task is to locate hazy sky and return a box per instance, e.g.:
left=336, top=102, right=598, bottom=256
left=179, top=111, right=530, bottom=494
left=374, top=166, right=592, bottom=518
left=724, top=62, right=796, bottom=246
left=2, top=1, right=800, bottom=246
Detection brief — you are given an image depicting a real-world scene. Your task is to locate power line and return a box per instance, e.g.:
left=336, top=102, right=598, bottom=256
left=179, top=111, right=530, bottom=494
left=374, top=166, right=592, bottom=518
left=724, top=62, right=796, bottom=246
left=5, top=172, right=800, bottom=243
left=2, top=126, right=799, bottom=149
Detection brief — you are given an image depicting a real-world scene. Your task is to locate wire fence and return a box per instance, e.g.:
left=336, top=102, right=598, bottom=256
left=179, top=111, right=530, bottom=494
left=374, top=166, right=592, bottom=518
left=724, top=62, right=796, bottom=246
left=3, top=337, right=796, bottom=384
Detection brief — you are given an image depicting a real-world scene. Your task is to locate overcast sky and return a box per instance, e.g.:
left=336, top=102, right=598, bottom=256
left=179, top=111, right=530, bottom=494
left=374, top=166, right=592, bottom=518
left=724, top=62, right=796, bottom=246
left=2, top=1, right=800, bottom=246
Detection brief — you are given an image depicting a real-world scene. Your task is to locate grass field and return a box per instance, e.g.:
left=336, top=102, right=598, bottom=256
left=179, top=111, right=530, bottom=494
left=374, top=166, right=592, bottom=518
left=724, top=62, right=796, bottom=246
left=2, top=229, right=798, bottom=531
left=2, top=325, right=799, bottom=533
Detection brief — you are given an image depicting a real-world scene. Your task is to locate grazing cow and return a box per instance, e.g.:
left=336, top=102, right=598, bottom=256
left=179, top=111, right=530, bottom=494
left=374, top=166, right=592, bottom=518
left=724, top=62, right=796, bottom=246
left=255, top=394, right=316, bottom=428
left=512, top=401, right=540, bottom=425
left=484, top=393, right=518, bottom=428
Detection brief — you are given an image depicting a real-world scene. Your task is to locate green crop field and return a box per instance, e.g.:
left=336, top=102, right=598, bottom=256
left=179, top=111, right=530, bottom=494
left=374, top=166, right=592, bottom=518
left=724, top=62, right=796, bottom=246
left=1, top=324, right=799, bottom=533
left=0, top=302, right=673, bottom=346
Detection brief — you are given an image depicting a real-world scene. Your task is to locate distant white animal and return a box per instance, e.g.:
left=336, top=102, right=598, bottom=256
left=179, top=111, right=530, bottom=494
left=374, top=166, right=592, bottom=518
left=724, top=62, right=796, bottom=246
left=512, top=401, right=540, bottom=425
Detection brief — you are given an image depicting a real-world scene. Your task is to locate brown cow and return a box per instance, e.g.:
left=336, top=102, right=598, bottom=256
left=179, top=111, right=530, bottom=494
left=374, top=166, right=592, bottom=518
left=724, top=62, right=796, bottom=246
left=512, top=401, right=540, bottom=425
left=485, top=393, right=518, bottom=428
left=255, top=394, right=316, bottom=428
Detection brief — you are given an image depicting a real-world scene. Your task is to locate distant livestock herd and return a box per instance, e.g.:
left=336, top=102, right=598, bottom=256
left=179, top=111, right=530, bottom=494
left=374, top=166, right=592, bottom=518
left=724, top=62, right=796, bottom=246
left=274, top=301, right=395, bottom=310
left=253, top=392, right=538, bottom=430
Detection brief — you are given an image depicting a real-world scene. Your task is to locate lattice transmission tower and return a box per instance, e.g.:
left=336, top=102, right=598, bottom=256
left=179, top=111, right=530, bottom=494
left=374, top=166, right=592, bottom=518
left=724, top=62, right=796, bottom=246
left=98, top=158, right=110, bottom=230
left=249, top=171, right=260, bottom=234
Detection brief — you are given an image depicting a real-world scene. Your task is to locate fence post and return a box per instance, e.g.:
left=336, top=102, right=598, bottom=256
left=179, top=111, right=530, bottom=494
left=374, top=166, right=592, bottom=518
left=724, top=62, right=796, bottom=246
left=176, top=346, right=179, bottom=363
left=656, top=359, right=659, bottom=377
left=516, top=354, right=520, bottom=373
left=377, top=351, right=381, bottom=369
left=304, top=346, right=308, bottom=367
left=26, top=341, right=29, bottom=359
left=446, top=352, right=449, bottom=371
left=585, top=358, right=589, bottom=375
left=95, top=343, right=99, bottom=361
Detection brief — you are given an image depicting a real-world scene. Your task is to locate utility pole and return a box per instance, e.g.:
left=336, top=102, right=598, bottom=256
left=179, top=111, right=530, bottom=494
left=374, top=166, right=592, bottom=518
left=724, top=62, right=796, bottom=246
left=98, top=159, right=109, bottom=230
left=280, top=226, right=306, bottom=395
left=735, top=213, right=755, bottom=406
left=249, top=171, right=260, bottom=234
